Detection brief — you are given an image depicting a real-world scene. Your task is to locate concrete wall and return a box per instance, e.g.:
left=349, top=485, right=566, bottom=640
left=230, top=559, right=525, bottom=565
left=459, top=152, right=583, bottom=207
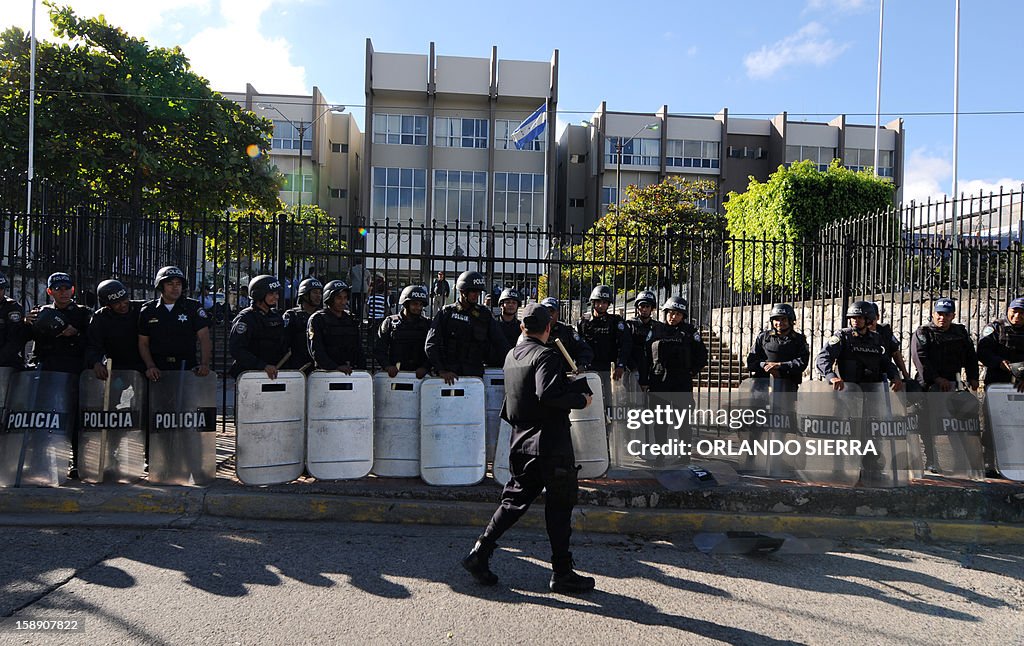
left=372, top=53, right=428, bottom=91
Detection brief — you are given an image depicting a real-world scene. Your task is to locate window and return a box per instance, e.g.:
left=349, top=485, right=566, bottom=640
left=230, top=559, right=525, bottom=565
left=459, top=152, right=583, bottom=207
left=569, top=153, right=586, bottom=164
left=283, top=173, right=313, bottom=193
left=372, top=114, right=428, bottom=145
left=843, top=148, right=894, bottom=176
left=435, top=117, right=488, bottom=149
left=494, top=119, right=545, bottom=151
left=604, top=137, right=660, bottom=166
left=666, top=140, right=720, bottom=169
left=271, top=121, right=312, bottom=151
left=494, top=172, right=545, bottom=227
left=569, top=198, right=584, bottom=208
left=371, top=167, right=427, bottom=223
left=330, top=142, right=349, bottom=154
left=785, top=145, right=836, bottom=171
left=433, top=170, right=487, bottom=224
left=601, top=186, right=618, bottom=208
left=330, top=188, right=347, bottom=199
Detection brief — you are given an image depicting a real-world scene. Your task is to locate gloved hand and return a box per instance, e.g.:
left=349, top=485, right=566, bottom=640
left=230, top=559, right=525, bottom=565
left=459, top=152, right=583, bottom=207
left=1009, top=362, right=1024, bottom=380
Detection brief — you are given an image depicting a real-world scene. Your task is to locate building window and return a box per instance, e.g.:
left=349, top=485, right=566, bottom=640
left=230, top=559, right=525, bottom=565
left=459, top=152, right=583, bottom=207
left=843, top=148, right=894, bottom=176
left=494, top=119, right=545, bottom=151
left=433, top=170, right=487, bottom=224
left=283, top=173, right=313, bottom=193
left=569, top=153, right=586, bottom=164
left=330, top=188, right=348, bottom=199
left=601, top=186, right=617, bottom=207
left=371, top=167, right=427, bottom=223
left=604, top=137, right=660, bottom=166
left=786, top=145, right=836, bottom=171
left=494, top=172, right=545, bottom=227
left=331, top=142, right=349, bottom=154
left=666, top=140, right=720, bottom=169
left=272, top=121, right=312, bottom=151
left=435, top=118, right=488, bottom=149
left=372, top=114, right=428, bottom=146
left=569, top=198, right=584, bottom=208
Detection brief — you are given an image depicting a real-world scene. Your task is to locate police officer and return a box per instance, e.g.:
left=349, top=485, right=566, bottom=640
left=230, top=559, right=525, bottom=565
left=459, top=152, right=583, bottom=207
left=27, top=272, right=91, bottom=373
left=815, top=301, right=903, bottom=392
left=0, top=271, right=26, bottom=369
left=911, top=298, right=979, bottom=393
left=282, top=277, right=323, bottom=371
left=228, top=275, right=288, bottom=379
left=540, top=297, right=593, bottom=370
left=308, top=280, right=363, bottom=374
left=425, top=270, right=510, bottom=385
left=375, top=284, right=432, bottom=379
left=746, top=303, right=810, bottom=390
left=462, top=303, right=596, bottom=594
left=576, top=285, right=631, bottom=380
left=496, top=287, right=524, bottom=348
left=138, top=266, right=212, bottom=381
left=85, top=279, right=146, bottom=379
left=626, top=290, right=661, bottom=383
left=867, top=302, right=911, bottom=383
left=976, top=296, right=1024, bottom=476
left=644, top=297, right=708, bottom=393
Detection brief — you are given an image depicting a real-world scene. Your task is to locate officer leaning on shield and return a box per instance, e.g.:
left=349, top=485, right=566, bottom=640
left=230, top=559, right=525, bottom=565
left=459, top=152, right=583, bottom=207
left=139, top=266, right=213, bottom=380
left=374, top=285, right=432, bottom=379
left=228, top=275, right=289, bottom=380
left=308, top=279, right=364, bottom=374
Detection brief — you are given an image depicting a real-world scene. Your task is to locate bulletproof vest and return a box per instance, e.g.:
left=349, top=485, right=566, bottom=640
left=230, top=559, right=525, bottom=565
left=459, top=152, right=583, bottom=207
left=995, top=318, right=1024, bottom=359
left=385, top=313, right=431, bottom=369
left=649, top=323, right=698, bottom=391
left=761, top=331, right=806, bottom=364
left=284, top=307, right=314, bottom=364
left=579, top=313, right=624, bottom=367
left=240, top=308, right=287, bottom=365
left=836, top=328, right=890, bottom=383
left=498, top=317, right=521, bottom=348
left=315, top=310, right=361, bottom=366
left=92, top=303, right=145, bottom=370
left=32, top=303, right=91, bottom=373
left=439, top=303, right=492, bottom=376
left=919, top=323, right=972, bottom=377
left=626, top=317, right=656, bottom=370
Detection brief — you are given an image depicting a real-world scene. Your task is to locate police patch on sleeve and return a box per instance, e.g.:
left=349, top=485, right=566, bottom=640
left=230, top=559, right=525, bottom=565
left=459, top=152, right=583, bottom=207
left=828, top=335, right=841, bottom=346
left=916, top=331, right=928, bottom=345
left=617, top=322, right=625, bottom=331
left=981, top=325, right=995, bottom=338
left=198, top=308, right=208, bottom=318
left=693, top=332, right=702, bottom=343
left=572, top=332, right=581, bottom=341
left=283, top=317, right=290, bottom=328
left=8, top=311, right=21, bottom=323
left=235, top=322, right=247, bottom=334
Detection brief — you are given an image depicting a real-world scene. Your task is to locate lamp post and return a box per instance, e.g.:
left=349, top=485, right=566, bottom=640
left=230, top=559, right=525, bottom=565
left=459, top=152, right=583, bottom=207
left=614, top=123, right=659, bottom=211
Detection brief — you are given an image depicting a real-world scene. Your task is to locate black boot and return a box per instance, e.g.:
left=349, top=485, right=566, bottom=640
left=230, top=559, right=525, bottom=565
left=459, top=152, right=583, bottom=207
left=549, top=553, right=595, bottom=594
left=461, top=539, right=498, bottom=586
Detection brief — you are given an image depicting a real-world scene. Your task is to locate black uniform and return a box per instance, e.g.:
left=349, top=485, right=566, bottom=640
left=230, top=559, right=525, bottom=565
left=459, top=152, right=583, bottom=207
left=746, top=329, right=811, bottom=387
left=549, top=321, right=594, bottom=370
left=29, top=303, right=92, bottom=373
left=138, top=298, right=210, bottom=370
left=644, top=322, right=708, bottom=393
left=576, top=313, right=632, bottom=372
left=85, top=301, right=146, bottom=372
left=497, top=317, right=522, bottom=349
left=481, top=336, right=591, bottom=560
left=308, top=308, right=364, bottom=370
left=977, top=318, right=1024, bottom=385
left=911, top=322, right=979, bottom=390
left=814, top=327, right=900, bottom=384
left=282, top=306, right=316, bottom=370
left=374, top=312, right=432, bottom=371
left=424, top=302, right=510, bottom=377
left=228, top=306, right=289, bottom=377
left=0, top=297, right=25, bottom=368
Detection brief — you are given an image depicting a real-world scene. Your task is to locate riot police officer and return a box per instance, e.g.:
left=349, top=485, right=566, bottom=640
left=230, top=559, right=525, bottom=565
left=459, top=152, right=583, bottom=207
left=0, top=271, right=26, bottom=369
left=28, top=272, right=92, bottom=373
left=85, top=279, right=146, bottom=379
left=282, top=277, right=322, bottom=371
left=228, top=275, right=289, bottom=379
left=867, top=302, right=911, bottom=382
left=626, top=290, right=661, bottom=382
left=138, top=266, right=212, bottom=381
left=644, top=297, right=708, bottom=393
left=976, top=296, right=1024, bottom=476
left=308, top=280, right=363, bottom=374
left=746, top=303, right=810, bottom=389
left=576, top=285, right=631, bottom=380
left=815, top=301, right=903, bottom=392
left=375, top=284, right=432, bottom=379
left=462, top=303, right=596, bottom=594
left=496, top=287, right=524, bottom=348
left=425, top=270, right=510, bottom=385
left=540, top=297, right=593, bottom=370
left=911, top=298, right=979, bottom=393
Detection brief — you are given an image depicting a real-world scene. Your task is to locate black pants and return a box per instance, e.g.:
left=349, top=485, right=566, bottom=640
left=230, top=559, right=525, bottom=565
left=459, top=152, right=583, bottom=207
left=482, top=453, right=578, bottom=560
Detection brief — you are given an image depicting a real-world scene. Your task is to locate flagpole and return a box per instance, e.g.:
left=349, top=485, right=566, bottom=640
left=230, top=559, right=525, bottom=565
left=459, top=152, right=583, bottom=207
left=873, top=0, right=884, bottom=177
left=26, top=0, right=37, bottom=217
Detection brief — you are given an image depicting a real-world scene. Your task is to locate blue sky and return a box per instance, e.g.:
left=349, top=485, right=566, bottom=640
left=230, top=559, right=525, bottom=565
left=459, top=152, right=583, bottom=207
left=5, top=0, right=1023, bottom=201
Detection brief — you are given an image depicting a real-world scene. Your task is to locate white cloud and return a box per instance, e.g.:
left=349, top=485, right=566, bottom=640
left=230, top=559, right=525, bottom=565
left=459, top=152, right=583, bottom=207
left=806, top=0, right=869, bottom=12
left=8, top=1, right=209, bottom=40
left=743, top=22, right=849, bottom=80
left=686, top=45, right=698, bottom=57
left=902, top=148, right=1023, bottom=204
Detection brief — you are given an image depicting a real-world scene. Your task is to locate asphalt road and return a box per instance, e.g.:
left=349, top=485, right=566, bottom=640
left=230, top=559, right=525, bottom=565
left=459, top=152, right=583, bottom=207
left=0, top=517, right=1021, bottom=645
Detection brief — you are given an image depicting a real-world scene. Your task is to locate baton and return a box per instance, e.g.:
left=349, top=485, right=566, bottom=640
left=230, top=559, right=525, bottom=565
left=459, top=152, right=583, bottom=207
left=275, top=351, right=292, bottom=371
left=99, top=357, right=114, bottom=481
left=553, top=338, right=578, bottom=373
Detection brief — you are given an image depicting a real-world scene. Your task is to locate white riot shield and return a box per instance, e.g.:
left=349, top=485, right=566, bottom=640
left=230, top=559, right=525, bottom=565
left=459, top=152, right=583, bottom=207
left=571, top=372, right=609, bottom=479
left=492, top=420, right=512, bottom=486
left=78, top=370, right=146, bottom=484
left=794, top=381, right=863, bottom=486
left=860, top=380, right=913, bottom=488
left=420, top=377, right=485, bottom=486
left=0, top=367, right=14, bottom=421
left=148, top=371, right=218, bottom=485
left=919, top=389, right=983, bottom=480
left=984, top=384, right=1024, bottom=481
left=735, top=377, right=798, bottom=478
left=306, top=371, right=374, bottom=480
left=372, top=372, right=422, bottom=477
left=0, top=371, right=75, bottom=487
left=235, top=370, right=306, bottom=486
left=483, top=368, right=505, bottom=464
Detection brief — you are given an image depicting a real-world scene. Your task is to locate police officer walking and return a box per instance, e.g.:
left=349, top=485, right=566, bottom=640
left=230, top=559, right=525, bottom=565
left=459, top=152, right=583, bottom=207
left=308, top=280, right=363, bottom=374
left=28, top=272, right=91, bottom=373
left=228, top=275, right=289, bottom=379
left=626, top=290, right=661, bottom=385
left=374, top=285, right=432, bottom=379
left=282, top=277, right=322, bottom=371
left=138, top=266, right=212, bottom=381
left=461, top=303, right=596, bottom=593
left=86, top=279, right=146, bottom=379
left=496, top=287, right=524, bottom=348
left=425, top=270, right=510, bottom=385
left=976, top=296, right=1024, bottom=476
left=540, top=297, right=593, bottom=370
left=0, top=271, right=26, bottom=369
left=815, top=301, right=903, bottom=391
left=576, top=285, right=631, bottom=379
left=746, top=304, right=810, bottom=390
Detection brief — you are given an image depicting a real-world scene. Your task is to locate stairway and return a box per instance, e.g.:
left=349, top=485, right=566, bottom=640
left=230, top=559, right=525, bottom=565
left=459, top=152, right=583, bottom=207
left=698, top=329, right=744, bottom=388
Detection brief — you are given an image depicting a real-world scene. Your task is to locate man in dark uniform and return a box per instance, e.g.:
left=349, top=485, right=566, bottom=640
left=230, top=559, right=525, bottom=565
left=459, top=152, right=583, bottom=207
left=228, top=275, right=289, bottom=379
left=425, top=270, right=510, bottom=385
left=976, top=296, right=1024, bottom=476
left=138, top=266, right=212, bottom=381
left=85, top=279, right=146, bottom=379
left=28, top=272, right=91, bottom=373
left=0, top=271, right=26, bottom=369
left=746, top=303, right=810, bottom=390
left=462, top=303, right=596, bottom=594
left=540, top=297, right=593, bottom=370
left=496, top=287, right=523, bottom=348
left=815, top=301, right=903, bottom=392
left=308, top=280, right=363, bottom=374
left=576, top=285, right=631, bottom=380
left=375, top=284, right=432, bottom=379
left=867, top=302, right=911, bottom=383
left=626, top=290, right=661, bottom=384
left=282, top=277, right=322, bottom=371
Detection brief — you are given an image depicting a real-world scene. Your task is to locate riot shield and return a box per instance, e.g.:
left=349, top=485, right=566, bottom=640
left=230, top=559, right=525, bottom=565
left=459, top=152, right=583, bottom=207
left=306, top=371, right=374, bottom=480
left=483, top=368, right=505, bottom=464
left=78, top=370, right=146, bottom=484
left=733, top=377, right=798, bottom=477
left=860, top=380, right=914, bottom=488
left=235, top=370, right=306, bottom=486
left=0, top=371, right=75, bottom=487
left=0, top=367, right=13, bottom=421
left=148, top=371, right=218, bottom=486
left=420, top=377, right=485, bottom=486
left=918, top=389, right=983, bottom=480
left=372, top=372, right=422, bottom=478
left=492, top=420, right=512, bottom=486
left=794, top=381, right=863, bottom=486
left=984, top=384, right=1024, bottom=481
left=571, top=372, right=609, bottom=479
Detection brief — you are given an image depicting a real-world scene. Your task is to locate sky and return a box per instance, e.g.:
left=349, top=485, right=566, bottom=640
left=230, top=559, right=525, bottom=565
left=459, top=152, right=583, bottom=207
left=3, top=0, right=1023, bottom=203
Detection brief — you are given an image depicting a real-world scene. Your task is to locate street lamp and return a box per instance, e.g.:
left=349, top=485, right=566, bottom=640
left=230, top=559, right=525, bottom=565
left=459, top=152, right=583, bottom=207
left=614, top=123, right=659, bottom=211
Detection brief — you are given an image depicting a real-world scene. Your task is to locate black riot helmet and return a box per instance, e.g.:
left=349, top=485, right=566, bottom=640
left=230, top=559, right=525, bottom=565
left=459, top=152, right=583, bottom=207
left=34, top=307, right=69, bottom=337
left=589, top=285, right=614, bottom=304
left=399, top=284, right=429, bottom=306
left=498, top=287, right=523, bottom=306
left=0, top=271, right=8, bottom=290
left=298, top=277, right=323, bottom=300
left=769, top=303, right=796, bottom=323
left=846, top=300, right=875, bottom=321
left=661, top=296, right=688, bottom=313
left=248, top=275, right=282, bottom=303
left=456, top=270, right=486, bottom=294
left=322, top=280, right=351, bottom=307
left=154, top=266, right=187, bottom=292
left=97, top=279, right=129, bottom=307
left=635, top=290, right=657, bottom=309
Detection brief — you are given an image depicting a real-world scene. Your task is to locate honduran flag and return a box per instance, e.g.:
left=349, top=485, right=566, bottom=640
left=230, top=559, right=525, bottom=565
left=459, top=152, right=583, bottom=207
left=510, top=103, right=547, bottom=150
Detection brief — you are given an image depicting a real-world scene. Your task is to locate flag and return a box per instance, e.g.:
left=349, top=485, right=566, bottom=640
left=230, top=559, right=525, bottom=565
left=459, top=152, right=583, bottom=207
left=510, top=103, right=546, bottom=150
